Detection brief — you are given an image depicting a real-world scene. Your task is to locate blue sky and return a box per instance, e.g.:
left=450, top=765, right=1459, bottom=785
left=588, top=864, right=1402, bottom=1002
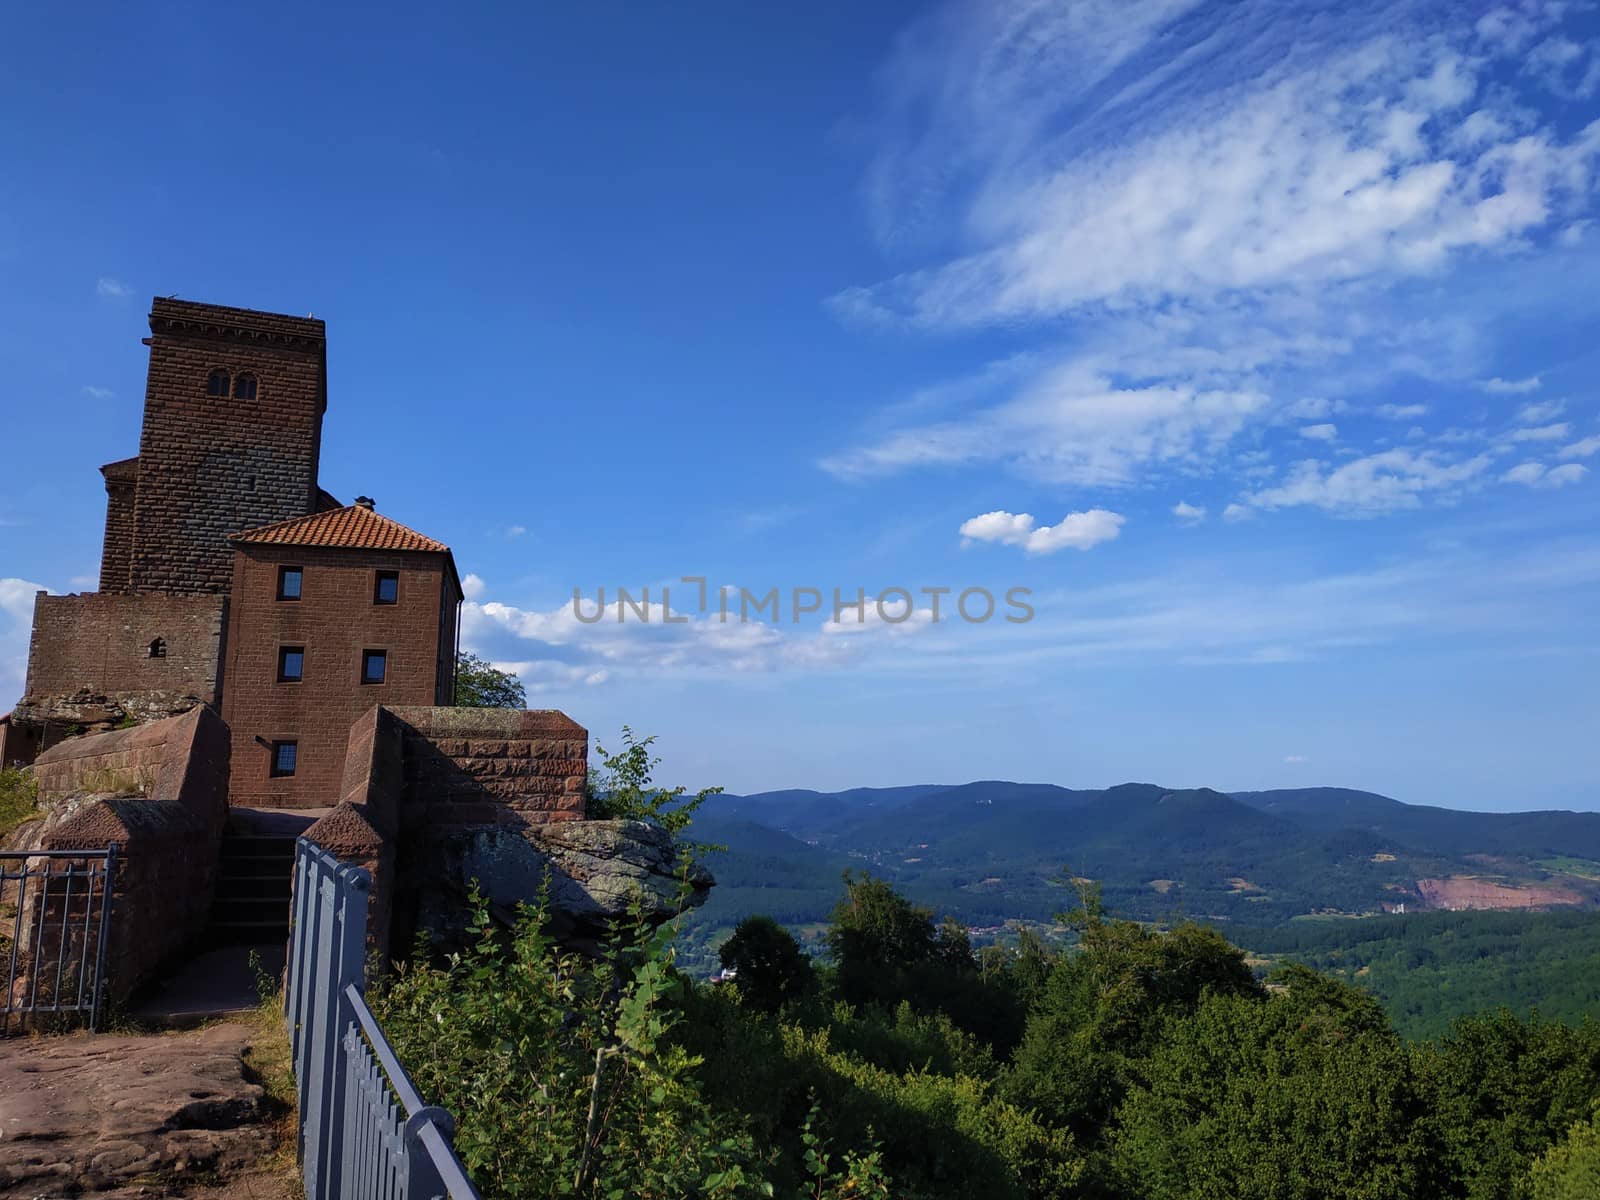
left=3, top=1, right=1599, bottom=809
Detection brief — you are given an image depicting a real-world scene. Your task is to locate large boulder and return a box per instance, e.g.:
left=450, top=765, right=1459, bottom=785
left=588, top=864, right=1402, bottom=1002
left=404, top=818, right=713, bottom=950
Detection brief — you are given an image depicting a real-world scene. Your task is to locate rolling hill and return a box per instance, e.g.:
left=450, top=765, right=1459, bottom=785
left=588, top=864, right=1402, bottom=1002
left=686, top=781, right=1600, bottom=939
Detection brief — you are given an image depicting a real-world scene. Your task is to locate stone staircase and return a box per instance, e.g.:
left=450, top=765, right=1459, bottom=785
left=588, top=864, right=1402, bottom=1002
left=205, top=827, right=297, bottom=945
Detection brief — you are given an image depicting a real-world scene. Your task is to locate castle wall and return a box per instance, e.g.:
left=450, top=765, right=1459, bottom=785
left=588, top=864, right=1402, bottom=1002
left=129, top=299, right=326, bottom=594
left=98, top=459, right=137, bottom=594
left=17, top=592, right=227, bottom=730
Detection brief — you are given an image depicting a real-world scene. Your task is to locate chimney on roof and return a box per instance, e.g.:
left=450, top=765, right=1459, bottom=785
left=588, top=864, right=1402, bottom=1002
left=354, top=496, right=375, bottom=510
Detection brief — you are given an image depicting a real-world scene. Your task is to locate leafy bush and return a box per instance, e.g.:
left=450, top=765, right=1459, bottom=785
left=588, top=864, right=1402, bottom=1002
left=0, top=766, right=40, bottom=842
left=587, top=727, right=721, bottom=836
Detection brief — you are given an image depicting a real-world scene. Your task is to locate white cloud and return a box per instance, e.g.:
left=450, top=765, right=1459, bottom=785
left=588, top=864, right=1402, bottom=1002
left=1515, top=399, right=1566, bottom=424
left=505, top=525, right=528, bottom=539
left=824, top=1, right=1600, bottom=518
left=838, top=4, right=1600, bottom=328
left=1246, top=448, right=1492, bottom=516
left=95, top=277, right=130, bottom=299
left=822, top=357, right=1268, bottom=487
left=0, top=577, right=48, bottom=703
left=1509, top=422, right=1572, bottom=442
left=1557, top=435, right=1600, bottom=460
left=1172, top=500, right=1207, bottom=524
left=81, top=386, right=114, bottom=400
left=1479, top=375, right=1543, bottom=394
left=1222, top=503, right=1254, bottom=522
left=1502, top=461, right=1588, bottom=488
left=1284, top=754, right=1307, bottom=764
left=461, top=572, right=487, bottom=601
left=1300, top=423, right=1339, bottom=441
left=959, top=508, right=1126, bottom=554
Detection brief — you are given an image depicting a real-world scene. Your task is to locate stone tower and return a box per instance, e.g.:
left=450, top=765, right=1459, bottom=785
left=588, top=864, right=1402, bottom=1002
left=108, top=299, right=328, bottom=595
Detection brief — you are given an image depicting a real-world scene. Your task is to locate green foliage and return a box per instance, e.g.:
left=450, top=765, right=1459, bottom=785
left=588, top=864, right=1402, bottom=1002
left=1238, top=910, right=1600, bottom=1039
left=1526, top=1105, right=1600, bottom=1200
left=1418, top=1008, right=1600, bottom=1200
left=1004, top=903, right=1261, bottom=1142
left=588, top=727, right=721, bottom=837
left=0, top=766, right=40, bottom=842
left=376, top=887, right=772, bottom=1198
left=376, top=857, right=1600, bottom=1200
left=720, top=915, right=813, bottom=1014
left=1113, top=966, right=1441, bottom=1200
left=452, top=651, right=527, bottom=709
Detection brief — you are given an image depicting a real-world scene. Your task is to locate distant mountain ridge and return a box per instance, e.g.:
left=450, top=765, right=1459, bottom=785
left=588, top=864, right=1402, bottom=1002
left=687, top=781, right=1600, bottom=936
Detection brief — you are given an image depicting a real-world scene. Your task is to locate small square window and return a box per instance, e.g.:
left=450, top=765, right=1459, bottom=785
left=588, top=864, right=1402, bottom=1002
left=374, top=571, right=399, bottom=605
left=270, top=740, right=298, bottom=778
left=277, top=566, right=303, bottom=601
left=277, top=646, right=304, bottom=683
left=361, top=649, right=387, bottom=685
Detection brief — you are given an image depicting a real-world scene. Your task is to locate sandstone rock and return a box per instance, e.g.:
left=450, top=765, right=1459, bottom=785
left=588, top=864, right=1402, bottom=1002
left=0, top=1023, right=277, bottom=1198
left=407, top=818, right=713, bottom=948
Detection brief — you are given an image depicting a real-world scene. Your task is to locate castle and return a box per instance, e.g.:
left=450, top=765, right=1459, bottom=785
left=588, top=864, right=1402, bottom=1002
left=2, top=298, right=461, bottom=808
left=1, top=300, right=692, bottom=1019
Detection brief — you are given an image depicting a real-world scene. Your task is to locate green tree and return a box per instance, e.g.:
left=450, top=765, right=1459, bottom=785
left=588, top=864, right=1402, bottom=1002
left=1113, top=965, right=1441, bottom=1200
left=825, top=871, right=940, bottom=1004
left=1526, top=1105, right=1600, bottom=1200
left=452, top=651, right=527, bottom=708
left=1419, top=1008, right=1600, bottom=1200
left=1004, top=895, right=1261, bottom=1143
left=719, top=915, right=812, bottom=1014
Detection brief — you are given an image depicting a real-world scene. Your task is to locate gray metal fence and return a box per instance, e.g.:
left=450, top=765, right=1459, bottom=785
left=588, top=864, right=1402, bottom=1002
left=1, top=847, right=117, bottom=1036
left=287, top=837, right=481, bottom=1200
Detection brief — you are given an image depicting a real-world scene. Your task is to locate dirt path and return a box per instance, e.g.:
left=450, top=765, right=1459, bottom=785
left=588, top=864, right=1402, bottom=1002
left=0, top=1022, right=295, bottom=1199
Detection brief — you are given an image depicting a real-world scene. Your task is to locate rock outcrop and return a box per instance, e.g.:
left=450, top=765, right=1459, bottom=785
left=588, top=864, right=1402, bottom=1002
left=0, top=1022, right=277, bottom=1197
left=405, top=818, right=713, bottom=950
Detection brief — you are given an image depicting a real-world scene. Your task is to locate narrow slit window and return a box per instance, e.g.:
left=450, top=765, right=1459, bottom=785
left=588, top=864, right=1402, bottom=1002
left=374, top=570, right=399, bottom=605
left=207, top=369, right=230, bottom=397
left=270, top=740, right=298, bottom=778
left=277, top=566, right=303, bottom=601
left=361, top=649, right=387, bottom=685
left=278, top=646, right=304, bottom=683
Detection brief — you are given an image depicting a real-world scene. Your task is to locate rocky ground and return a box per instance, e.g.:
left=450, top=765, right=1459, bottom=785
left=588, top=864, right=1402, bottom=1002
left=0, top=1022, right=295, bottom=1199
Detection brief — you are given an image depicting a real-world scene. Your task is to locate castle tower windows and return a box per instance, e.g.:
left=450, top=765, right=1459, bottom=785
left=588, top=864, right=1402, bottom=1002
left=233, top=372, right=257, bottom=400
left=207, top=369, right=230, bottom=398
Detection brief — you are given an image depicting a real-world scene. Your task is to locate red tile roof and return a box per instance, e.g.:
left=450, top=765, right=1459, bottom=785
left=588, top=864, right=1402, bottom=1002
left=229, top=505, right=451, bottom=553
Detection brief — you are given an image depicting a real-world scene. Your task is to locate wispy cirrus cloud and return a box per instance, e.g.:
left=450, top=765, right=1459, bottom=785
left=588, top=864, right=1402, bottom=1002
left=824, top=0, right=1600, bottom=519
left=95, top=277, right=130, bottom=299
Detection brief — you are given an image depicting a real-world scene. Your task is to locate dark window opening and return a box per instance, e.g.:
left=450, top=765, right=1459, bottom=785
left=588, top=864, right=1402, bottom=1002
left=361, top=649, right=387, bottom=685
left=278, top=646, right=304, bottom=683
left=234, top=373, right=257, bottom=400
left=270, top=740, right=298, bottom=778
left=374, top=571, right=399, bottom=605
left=207, top=369, right=230, bottom=398
left=147, top=637, right=166, bottom=659
left=277, top=566, right=303, bottom=601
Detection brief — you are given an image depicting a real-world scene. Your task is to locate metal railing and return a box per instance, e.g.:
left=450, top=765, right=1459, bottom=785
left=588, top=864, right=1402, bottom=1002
left=2, top=847, right=117, bottom=1036
left=287, top=837, right=481, bottom=1200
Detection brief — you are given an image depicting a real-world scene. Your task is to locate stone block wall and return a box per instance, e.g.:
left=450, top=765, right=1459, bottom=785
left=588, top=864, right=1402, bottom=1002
left=388, top=706, right=587, bottom=828
left=13, top=707, right=231, bottom=1003
left=99, top=457, right=138, bottom=594
left=17, top=592, right=227, bottom=732
left=130, top=299, right=326, bottom=595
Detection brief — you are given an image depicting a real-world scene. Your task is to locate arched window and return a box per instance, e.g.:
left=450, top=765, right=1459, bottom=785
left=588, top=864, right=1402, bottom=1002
left=234, top=372, right=258, bottom=400
left=148, top=637, right=167, bottom=659
left=207, top=369, right=230, bottom=398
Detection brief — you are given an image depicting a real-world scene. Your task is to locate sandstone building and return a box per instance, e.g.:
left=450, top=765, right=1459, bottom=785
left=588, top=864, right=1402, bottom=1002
left=6, top=298, right=463, bottom=804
